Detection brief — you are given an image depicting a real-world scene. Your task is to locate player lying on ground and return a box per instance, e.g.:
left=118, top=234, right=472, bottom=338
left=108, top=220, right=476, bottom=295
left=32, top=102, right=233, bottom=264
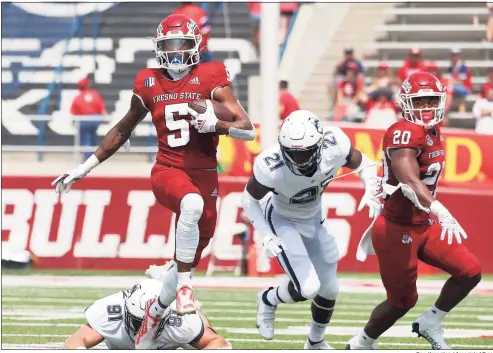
left=64, top=262, right=231, bottom=350
left=52, top=13, right=255, bottom=349
left=347, top=71, right=482, bottom=350
left=241, top=110, right=382, bottom=349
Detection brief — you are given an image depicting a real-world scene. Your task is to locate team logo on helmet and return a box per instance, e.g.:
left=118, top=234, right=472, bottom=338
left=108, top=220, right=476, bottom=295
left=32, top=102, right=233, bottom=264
left=186, top=21, right=197, bottom=35
left=402, top=79, right=412, bottom=94
left=156, top=24, right=164, bottom=37
left=435, top=79, right=443, bottom=92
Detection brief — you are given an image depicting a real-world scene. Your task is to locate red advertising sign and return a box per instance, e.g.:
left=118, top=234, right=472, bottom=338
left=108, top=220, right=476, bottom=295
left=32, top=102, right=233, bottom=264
left=2, top=176, right=492, bottom=273
left=218, top=125, right=493, bottom=190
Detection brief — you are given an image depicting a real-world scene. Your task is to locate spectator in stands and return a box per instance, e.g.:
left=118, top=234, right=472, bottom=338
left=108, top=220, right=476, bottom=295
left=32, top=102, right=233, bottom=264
left=481, top=67, right=493, bottom=98
left=331, top=46, right=364, bottom=105
left=425, top=61, right=453, bottom=116
left=279, top=80, right=300, bottom=120
left=365, top=61, right=398, bottom=101
left=70, top=77, right=107, bottom=160
left=397, top=48, right=426, bottom=83
left=333, top=61, right=364, bottom=122
left=486, top=2, right=493, bottom=42
left=472, top=86, right=493, bottom=134
left=335, top=46, right=364, bottom=83
left=446, top=48, right=472, bottom=99
left=173, top=2, right=212, bottom=62
left=248, top=3, right=261, bottom=53
left=365, top=89, right=399, bottom=129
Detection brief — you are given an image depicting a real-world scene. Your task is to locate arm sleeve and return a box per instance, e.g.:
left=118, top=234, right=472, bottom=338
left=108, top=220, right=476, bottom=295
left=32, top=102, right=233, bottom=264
left=210, top=62, right=231, bottom=97
left=252, top=156, right=276, bottom=190
left=133, top=71, right=150, bottom=111
left=384, top=124, right=425, bottom=159
left=325, top=127, right=353, bottom=167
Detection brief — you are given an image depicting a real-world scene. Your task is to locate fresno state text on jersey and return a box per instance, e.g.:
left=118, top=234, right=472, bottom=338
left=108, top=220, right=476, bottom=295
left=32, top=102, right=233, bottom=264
left=133, top=62, right=230, bottom=169
left=382, top=120, right=445, bottom=225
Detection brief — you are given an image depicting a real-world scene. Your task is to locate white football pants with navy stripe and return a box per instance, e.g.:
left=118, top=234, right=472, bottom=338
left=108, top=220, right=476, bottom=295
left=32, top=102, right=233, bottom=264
left=264, top=198, right=340, bottom=300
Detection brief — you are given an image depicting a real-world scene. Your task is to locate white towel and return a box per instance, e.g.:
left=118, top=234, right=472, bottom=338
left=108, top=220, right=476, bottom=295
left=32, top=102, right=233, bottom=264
left=356, top=213, right=378, bottom=262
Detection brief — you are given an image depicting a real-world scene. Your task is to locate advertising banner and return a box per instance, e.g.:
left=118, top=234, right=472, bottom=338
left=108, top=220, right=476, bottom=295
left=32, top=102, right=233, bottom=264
left=218, top=125, right=493, bottom=190
left=2, top=176, right=492, bottom=273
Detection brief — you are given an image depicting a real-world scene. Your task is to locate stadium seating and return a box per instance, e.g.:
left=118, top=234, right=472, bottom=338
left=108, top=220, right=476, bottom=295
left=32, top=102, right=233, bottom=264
left=1, top=3, right=258, bottom=148
left=365, top=2, right=492, bottom=117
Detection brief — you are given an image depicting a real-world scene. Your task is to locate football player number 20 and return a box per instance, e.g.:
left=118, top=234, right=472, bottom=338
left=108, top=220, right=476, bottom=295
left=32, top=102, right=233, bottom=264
left=165, top=103, right=190, bottom=148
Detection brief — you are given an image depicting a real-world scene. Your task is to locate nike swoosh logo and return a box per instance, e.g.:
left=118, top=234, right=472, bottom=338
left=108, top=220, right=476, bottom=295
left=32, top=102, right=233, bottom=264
left=325, top=167, right=333, bottom=176
left=320, top=219, right=325, bottom=224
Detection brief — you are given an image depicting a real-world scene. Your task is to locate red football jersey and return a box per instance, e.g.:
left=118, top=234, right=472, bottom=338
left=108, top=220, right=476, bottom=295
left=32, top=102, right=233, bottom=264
left=133, top=62, right=231, bottom=169
left=381, top=120, right=445, bottom=225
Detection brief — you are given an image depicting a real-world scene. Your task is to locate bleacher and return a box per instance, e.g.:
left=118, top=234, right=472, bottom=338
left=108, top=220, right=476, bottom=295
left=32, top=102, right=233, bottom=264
left=363, top=2, right=492, bottom=128
left=1, top=3, right=259, bottom=149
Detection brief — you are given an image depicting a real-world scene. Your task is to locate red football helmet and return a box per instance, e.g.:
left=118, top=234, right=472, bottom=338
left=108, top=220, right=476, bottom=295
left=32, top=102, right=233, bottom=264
left=153, top=14, right=202, bottom=73
left=398, top=71, right=446, bottom=129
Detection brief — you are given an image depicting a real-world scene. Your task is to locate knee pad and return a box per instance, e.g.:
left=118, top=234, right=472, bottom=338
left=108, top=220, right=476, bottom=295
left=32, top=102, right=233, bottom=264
left=317, top=263, right=339, bottom=300
left=318, top=278, right=339, bottom=301
left=299, top=276, right=320, bottom=300
left=180, top=193, right=204, bottom=222
left=387, top=290, right=418, bottom=310
left=175, top=193, right=204, bottom=263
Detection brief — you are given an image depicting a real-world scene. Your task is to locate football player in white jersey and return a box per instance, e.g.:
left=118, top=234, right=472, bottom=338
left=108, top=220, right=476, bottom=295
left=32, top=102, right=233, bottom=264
left=241, top=110, right=381, bottom=349
left=64, top=262, right=230, bottom=350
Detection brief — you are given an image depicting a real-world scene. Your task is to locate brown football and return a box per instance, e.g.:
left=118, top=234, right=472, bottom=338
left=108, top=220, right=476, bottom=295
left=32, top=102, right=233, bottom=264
left=188, top=99, right=235, bottom=122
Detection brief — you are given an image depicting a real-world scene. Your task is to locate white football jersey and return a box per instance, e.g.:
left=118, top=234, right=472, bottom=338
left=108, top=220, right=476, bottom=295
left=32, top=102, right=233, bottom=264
left=253, top=126, right=352, bottom=221
left=85, top=286, right=203, bottom=350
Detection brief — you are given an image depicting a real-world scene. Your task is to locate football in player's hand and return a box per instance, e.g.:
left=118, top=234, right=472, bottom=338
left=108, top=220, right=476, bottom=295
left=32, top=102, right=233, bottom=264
left=189, top=99, right=235, bottom=122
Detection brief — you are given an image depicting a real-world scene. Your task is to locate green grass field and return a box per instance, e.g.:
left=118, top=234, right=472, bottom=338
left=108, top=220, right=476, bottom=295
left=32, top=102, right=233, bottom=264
left=2, top=274, right=493, bottom=350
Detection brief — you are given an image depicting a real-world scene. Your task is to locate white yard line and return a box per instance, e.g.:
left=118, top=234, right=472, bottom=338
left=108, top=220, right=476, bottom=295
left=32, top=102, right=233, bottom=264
left=4, top=319, right=492, bottom=329
left=226, top=338, right=493, bottom=349
left=3, top=275, right=493, bottom=295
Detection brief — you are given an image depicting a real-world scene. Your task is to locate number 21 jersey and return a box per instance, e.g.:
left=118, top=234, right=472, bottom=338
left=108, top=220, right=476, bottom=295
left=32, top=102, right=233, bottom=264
left=382, top=120, right=445, bottom=225
left=133, top=62, right=230, bottom=169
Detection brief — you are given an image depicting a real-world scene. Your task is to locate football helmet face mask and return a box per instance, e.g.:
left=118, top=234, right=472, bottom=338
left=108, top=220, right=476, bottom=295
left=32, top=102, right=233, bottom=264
left=278, top=110, right=324, bottom=176
left=399, top=71, right=446, bottom=129
left=153, top=14, right=202, bottom=73
left=123, top=279, right=162, bottom=341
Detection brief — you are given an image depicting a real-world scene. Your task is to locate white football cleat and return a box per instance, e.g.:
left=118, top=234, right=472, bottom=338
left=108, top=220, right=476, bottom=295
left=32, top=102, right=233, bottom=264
left=175, top=285, right=196, bottom=315
left=345, top=335, right=378, bottom=350
left=134, top=298, right=161, bottom=349
left=256, top=287, right=277, bottom=340
left=304, top=339, right=334, bottom=349
left=412, top=314, right=451, bottom=350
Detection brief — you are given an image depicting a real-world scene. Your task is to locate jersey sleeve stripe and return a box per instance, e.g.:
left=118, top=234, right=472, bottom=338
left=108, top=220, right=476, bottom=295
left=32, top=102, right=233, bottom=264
left=211, top=85, right=228, bottom=100
left=133, top=93, right=149, bottom=111
left=266, top=203, right=302, bottom=292
left=343, top=145, right=354, bottom=167
left=188, top=317, right=205, bottom=346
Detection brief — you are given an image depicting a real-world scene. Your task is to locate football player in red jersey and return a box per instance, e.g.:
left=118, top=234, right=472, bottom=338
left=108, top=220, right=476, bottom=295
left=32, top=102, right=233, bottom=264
left=347, top=72, right=481, bottom=350
left=52, top=14, right=255, bottom=348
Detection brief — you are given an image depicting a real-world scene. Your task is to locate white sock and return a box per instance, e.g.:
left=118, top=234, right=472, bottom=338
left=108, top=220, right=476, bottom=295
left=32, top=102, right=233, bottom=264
left=155, top=270, right=178, bottom=315
left=308, top=320, right=327, bottom=343
left=265, top=287, right=281, bottom=306
left=177, top=271, right=192, bottom=289
left=357, top=328, right=376, bottom=346
left=429, top=304, right=448, bottom=321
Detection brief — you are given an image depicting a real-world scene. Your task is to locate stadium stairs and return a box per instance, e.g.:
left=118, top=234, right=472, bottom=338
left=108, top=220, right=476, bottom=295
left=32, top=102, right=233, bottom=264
left=295, top=2, right=493, bottom=128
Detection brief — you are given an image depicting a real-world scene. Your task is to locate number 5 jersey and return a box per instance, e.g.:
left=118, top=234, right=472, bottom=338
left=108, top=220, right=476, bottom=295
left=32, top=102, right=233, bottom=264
left=133, top=62, right=231, bottom=169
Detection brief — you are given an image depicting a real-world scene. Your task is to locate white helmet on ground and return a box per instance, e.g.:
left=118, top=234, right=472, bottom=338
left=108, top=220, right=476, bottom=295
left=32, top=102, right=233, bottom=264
left=123, top=278, right=162, bottom=340
left=278, top=110, right=324, bottom=176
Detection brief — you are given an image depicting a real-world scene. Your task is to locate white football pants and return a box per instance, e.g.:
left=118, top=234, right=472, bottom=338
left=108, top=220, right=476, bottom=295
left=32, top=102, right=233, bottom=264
left=264, top=198, right=340, bottom=300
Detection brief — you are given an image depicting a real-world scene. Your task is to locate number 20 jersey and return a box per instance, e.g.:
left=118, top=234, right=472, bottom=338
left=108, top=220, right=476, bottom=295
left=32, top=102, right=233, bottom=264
left=133, top=62, right=230, bottom=169
left=382, top=120, right=445, bottom=226
left=253, top=127, right=353, bottom=221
